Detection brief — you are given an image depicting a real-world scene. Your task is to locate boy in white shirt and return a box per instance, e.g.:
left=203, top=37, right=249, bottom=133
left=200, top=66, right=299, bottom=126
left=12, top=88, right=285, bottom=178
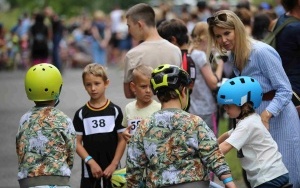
left=122, top=64, right=161, bottom=141
left=217, top=76, right=289, bottom=188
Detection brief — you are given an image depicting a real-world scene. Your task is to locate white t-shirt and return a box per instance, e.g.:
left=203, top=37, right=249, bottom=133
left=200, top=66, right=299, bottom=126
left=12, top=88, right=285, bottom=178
left=122, top=100, right=161, bottom=135
left=226, top=113, right=288, bottom=187
left=189, top=49, right=217, bottom=115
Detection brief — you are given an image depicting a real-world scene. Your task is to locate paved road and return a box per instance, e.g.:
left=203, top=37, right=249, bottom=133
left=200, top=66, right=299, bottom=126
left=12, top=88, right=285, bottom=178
left=0, top=66, right=246, bottom=188
left=0, top=66, right=133, bottom=188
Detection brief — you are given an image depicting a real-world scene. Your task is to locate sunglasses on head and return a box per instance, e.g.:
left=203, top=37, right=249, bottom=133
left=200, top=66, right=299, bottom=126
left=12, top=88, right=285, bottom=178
left=207, top=13, right=227, bottom=25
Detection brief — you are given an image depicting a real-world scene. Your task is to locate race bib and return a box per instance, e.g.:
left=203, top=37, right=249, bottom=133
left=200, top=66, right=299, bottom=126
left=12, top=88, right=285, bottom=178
left=83, top=116, right=115, bottom=135
left=128, top=119, right=141, bottom=135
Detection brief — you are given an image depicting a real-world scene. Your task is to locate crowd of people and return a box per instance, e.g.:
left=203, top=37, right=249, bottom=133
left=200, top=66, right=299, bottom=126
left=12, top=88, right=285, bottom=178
left=14, top=0, right=300, bottom=188
left=0, top=0, right=285, bottom=72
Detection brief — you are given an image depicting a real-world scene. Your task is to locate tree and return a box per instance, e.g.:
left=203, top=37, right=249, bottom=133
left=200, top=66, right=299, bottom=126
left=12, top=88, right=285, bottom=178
left=6, top=0, right=150, bottom=16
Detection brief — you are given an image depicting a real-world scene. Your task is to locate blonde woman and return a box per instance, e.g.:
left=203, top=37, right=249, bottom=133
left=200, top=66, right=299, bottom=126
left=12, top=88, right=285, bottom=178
left=207, top=9, right=300, bottom=187
left=188, top=22, right=224, bottom=135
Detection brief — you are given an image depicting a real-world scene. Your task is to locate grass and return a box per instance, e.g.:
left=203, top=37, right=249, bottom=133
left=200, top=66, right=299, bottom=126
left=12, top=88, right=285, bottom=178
left=0, top=9, right=22, bottom=31
left=218, top=118, right=243, bottom=181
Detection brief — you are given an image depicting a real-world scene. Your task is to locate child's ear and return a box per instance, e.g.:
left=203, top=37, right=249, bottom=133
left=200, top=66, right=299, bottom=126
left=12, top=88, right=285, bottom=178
left=181, top=87, right=188, bottom=97
left=130, top=81, right=135, bottom=92
left=105, top=79, right=110, bottom=87
left=170, top=36, right=177, bottom=45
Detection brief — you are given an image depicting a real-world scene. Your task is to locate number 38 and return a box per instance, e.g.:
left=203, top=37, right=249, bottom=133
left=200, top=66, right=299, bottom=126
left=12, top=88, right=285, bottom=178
left=92, top=119, right=106, bottom=128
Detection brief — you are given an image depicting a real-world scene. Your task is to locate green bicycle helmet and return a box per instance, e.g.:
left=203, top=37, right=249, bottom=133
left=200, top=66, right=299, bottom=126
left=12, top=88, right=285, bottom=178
left=111, top=168, right=126, bottom=188
left=151, top=64, right=191, bottom=94
left=25, top=63, right=63, bottom=102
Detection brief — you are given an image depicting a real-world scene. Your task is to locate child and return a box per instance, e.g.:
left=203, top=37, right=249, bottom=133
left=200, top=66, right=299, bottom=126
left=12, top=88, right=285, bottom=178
left=126, top=64, right=236, bottom=188
left=122, top=64, right=161, bottom=142
left=157, top=18, right=196, bottom=111
left=189, top=22, right=224, bottom=136
left=217, top=76, right=289, bottom=188
left=16, top=63, right=76, bottom=187
left=73, top=63, right=126, bottom=188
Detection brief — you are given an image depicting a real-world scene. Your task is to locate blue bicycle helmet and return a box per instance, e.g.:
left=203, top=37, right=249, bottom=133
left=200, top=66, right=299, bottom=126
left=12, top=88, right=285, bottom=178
left=217, top=76, right=263, bottom=109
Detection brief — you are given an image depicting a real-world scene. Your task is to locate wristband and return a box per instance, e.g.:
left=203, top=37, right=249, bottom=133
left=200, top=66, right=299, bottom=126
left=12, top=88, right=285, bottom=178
left=222, top=177, right=233, bottom=184
left=84, top=156, right=92, bottom=163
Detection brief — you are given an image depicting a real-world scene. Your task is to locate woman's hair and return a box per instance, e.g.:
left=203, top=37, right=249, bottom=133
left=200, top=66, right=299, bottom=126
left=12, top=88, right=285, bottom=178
left=132, top=64, right=153, bottom=83
left=240, top=102, right=255, bottom=119
left=126, top=3, right=156, bottom=27
left=82, top=63, right=108, bottom=82
left=207, top=10, right=252, bottom=71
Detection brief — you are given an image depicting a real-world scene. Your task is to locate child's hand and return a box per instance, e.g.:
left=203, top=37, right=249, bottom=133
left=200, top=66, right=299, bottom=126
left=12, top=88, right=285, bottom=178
left=88, top=159, right=103, bottom=179
left=103, top=163, right=118, bottom=178
left=122, top=125, right=132, bottom=142
left=261, top=110, right=271, bottom=130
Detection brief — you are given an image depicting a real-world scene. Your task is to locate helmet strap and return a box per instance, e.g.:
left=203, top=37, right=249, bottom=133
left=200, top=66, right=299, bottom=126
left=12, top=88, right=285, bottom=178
left=176, top=87, right=189, bottom=110
left=175, top=89, right=183, bottom=109
left=184, top=87, right=189, bottom=111
left=54, top=99, right=60, bottom=107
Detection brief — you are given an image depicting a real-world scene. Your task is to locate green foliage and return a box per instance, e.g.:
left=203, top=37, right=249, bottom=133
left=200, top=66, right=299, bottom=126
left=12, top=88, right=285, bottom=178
left=6, top=0, right=151, bottom=16
left=0, top=0, right=150, bottom=30
left=0, top=9, right=22, bottom=31
left=251, top=0, right=276, bottom=7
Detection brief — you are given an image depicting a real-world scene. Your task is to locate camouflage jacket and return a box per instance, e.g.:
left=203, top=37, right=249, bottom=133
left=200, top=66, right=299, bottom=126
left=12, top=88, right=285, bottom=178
left=16, top=106, right=76, bottom=180
left=126, top=108, right=230, bottom=187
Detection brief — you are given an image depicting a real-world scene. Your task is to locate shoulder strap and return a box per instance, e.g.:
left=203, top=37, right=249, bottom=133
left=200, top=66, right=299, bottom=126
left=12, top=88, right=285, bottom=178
left=263, top=17, right=299, bottom=45
left=272, top=17, right=300, bottom=36
left=182, top=51, right=188, bottom=71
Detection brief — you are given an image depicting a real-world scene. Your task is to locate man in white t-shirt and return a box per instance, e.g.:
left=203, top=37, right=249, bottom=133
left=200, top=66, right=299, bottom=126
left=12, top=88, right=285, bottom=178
left=123, top=3, right=182, bottom=98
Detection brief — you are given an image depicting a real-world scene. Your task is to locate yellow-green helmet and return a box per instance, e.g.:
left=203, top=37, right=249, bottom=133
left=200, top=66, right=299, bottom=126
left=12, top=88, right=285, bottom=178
left=111, top=168, right=126, bottom=188
left=151, top=64, right=191, bottom=94
left=25, top=63, right=63, bottom=101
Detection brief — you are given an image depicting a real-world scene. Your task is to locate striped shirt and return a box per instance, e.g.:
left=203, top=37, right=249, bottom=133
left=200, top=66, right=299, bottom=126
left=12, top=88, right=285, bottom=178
left=229, top=40, right=300, bottom=187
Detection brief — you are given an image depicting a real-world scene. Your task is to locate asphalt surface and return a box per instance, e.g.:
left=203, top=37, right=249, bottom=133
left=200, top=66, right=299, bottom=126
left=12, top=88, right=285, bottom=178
left=0, top=66, right=246, bottom=188
left=0, top=66, right=133, bottom=187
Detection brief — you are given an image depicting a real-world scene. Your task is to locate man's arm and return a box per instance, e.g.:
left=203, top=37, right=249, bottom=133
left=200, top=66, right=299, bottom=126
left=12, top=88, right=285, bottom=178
left=124, top=82, right=135, bottom=98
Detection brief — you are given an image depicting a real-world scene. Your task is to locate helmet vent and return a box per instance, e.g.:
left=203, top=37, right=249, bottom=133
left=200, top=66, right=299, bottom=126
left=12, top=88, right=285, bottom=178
left=33, top=68, right=36, bottom=71
left=29, top=88, right=32, bottom=92
left=240, top=78, right=245, bottom=83
left=220, top=95, right=225, bottom=99
left=42, top=68, right=45, bottom=71
left=45, top=88, right=48, bottom=92
left=229, top=81, right=235, bottom=85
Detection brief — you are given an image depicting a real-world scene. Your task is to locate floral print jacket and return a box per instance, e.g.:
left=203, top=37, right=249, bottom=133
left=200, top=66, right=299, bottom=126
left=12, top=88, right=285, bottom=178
left=126, top=108, right=230, bottom=187
left=16, top=106, right=76, bottom=180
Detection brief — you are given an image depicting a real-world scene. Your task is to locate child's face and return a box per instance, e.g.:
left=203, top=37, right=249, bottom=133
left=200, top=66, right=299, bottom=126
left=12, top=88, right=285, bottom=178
left=130, top=74, right=153, bottom=104
left=223, top=104, right=241, bottom=118
left=83, top=73, right=109, bottom=101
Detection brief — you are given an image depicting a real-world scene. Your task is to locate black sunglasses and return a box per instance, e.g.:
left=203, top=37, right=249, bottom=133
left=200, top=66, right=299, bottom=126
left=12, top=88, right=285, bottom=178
left=207, top=13, right=227, bottom=25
